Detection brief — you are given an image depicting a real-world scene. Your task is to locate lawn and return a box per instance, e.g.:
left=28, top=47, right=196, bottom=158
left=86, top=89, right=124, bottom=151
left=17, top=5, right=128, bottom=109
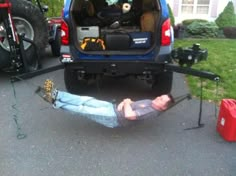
left=174, top=39, right=236, bottom=104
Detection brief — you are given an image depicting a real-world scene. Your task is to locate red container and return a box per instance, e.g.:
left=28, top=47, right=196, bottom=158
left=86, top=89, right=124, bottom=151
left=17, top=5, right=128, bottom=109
left=217, top=99, right=236, bottom=142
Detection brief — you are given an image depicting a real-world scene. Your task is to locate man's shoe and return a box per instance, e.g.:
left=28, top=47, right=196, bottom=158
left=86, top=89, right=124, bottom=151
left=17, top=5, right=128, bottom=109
left=35, top=79, right=57, bottom=103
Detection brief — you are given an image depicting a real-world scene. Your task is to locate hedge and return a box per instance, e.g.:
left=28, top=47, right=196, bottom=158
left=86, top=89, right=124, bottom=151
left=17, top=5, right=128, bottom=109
left=223, top=27, right=236, bottom=38
left=186, top=21, right=219, bottom=38
left=182, top=19, right=208, bottom=26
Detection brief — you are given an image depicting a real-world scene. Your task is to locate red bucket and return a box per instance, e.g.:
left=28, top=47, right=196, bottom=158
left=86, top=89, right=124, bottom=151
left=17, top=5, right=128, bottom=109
left=217, top=99, right=236, bottom=142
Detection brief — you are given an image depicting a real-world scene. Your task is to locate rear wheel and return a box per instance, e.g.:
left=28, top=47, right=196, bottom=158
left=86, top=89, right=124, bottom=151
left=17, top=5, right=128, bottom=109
left=50, top=29, right=61, bottom=57
left=64, top=66, right=94, bottom=94
left=151, top=71, right=173, bottom=96
left=0, top=0, right=48, bottom=71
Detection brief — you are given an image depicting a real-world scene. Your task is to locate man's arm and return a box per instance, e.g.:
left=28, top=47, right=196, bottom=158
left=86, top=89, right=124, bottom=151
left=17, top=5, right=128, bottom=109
left=122, top=99, right=136, bottom=120
left=117, top=101, right=124, bottom=111
left=117, top=98, right=133, bottom=111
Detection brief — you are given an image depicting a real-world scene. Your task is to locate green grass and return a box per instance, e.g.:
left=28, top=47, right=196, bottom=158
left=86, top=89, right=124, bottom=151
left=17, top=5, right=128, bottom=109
left=174, top=39, right=236, bottom=104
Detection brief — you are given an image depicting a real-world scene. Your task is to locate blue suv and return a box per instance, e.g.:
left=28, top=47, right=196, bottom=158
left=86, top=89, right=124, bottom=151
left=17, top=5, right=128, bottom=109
left=61, top=0, right=174, bottom=95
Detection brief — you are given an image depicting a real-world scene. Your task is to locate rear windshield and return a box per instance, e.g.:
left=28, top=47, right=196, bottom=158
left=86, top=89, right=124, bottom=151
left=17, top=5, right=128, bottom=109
left=106, top=0, right=133, bottom=5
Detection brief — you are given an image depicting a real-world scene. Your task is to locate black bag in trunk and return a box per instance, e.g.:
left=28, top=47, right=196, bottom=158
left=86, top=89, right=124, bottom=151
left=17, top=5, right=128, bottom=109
left=104, top=33, right=130, bottom=50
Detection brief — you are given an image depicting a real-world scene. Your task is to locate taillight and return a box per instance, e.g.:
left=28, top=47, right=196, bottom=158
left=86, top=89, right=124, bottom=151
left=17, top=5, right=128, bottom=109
left=161, top=18, right=171, bottom=46
left=61, top=19, right=69, bottom=45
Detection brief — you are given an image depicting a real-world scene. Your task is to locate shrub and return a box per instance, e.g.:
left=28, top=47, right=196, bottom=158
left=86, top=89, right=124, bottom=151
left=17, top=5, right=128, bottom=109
left=182, top=19, right=208, bottom=26
left=223, top=27, right=236, bottom=38
left=167, top=4, right=175, bottom=26
left=215, top=1, right=236, bottom=29
left=186, top=21, right=219, bottom=38
left=40, top=0, right=64, bottom=17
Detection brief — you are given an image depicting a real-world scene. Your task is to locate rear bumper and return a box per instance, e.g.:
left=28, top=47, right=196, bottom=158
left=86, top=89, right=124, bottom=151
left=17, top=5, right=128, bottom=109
left=63, top=59, right=167, bottom=76
left=61, top=45, right=172, bottom=75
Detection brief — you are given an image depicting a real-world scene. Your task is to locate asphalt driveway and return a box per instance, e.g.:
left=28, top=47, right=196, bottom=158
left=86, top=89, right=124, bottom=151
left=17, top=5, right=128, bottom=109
left=0, top=52, right=236, bottom=176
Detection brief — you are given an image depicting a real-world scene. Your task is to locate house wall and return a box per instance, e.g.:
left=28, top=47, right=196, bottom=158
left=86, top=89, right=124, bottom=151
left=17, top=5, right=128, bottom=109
left=167, top=0, right=236, bottom=24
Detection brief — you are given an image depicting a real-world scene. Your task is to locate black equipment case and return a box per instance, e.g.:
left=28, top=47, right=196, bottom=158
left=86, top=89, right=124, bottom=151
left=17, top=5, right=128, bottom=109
left=104, top=33, right=130, bottom=50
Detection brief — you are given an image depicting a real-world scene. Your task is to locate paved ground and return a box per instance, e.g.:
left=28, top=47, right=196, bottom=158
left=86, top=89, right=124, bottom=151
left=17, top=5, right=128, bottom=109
left=0, top=50, right=236, bottom=176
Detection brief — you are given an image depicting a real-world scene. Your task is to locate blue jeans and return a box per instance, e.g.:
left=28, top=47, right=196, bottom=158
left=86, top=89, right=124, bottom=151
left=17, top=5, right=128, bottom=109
left=53, top=91, right=119, bottom=128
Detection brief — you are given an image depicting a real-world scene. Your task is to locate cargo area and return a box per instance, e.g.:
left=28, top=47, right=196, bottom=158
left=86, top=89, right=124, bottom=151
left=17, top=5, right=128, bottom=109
left=69, top=0, right=161, bottom=54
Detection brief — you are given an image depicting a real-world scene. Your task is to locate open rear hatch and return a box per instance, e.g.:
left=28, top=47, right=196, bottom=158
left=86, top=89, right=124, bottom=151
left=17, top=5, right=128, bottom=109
left=70, top=0, right=161, bottom=55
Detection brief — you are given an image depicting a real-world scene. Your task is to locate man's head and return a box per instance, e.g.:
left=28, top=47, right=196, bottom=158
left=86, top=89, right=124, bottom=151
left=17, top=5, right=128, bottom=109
left=152, top=94, right=174, bottom=111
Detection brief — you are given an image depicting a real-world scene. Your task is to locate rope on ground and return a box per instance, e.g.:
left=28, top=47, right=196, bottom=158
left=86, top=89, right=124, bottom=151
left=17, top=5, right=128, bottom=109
left=9, top=75, right=53, bottom=139
left=10, top=79, right=27, bottom=139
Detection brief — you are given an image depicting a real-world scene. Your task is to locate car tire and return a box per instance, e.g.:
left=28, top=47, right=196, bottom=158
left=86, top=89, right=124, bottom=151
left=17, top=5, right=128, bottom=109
left=64, top=66, right=95, bottom=94
left=0, top=0, right=48, bottom=71
left=51, top=29, right=61, bottom=57
left=152, top=71, right=173, bottom=96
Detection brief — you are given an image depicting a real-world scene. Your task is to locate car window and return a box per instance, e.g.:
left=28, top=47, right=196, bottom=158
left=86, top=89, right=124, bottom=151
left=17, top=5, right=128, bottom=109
left=106, top=0, right=132, bottom=5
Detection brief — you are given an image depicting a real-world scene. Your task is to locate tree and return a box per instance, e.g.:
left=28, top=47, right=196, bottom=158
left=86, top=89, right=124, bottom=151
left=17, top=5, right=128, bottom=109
left=40, top=0, right=64, bottom=17
left=167, top=4, right=175, bottom=26
left=215, top=1, right=236, bottom=29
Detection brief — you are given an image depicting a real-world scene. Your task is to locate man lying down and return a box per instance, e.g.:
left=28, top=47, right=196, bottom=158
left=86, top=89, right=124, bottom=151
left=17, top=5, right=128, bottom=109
left=36, top=79, right=174, bottom=128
